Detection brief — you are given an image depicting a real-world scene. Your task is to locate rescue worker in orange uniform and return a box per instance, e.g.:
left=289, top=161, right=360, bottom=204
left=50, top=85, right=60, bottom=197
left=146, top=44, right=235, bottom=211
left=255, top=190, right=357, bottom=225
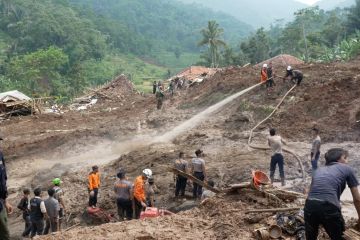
left=261, top=63, right=268, bottom=84
left=88, top=165, right=100, bottom=208
left=133, top=169, right=152, bottom=219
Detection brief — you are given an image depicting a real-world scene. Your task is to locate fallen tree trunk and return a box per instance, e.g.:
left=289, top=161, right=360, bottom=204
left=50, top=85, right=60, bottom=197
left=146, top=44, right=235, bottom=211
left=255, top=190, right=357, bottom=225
left=344, top=228, right=360, bottom=240
left=245, top=207, right=301, bottom=214
left=168, top=167, right=221, bottom=193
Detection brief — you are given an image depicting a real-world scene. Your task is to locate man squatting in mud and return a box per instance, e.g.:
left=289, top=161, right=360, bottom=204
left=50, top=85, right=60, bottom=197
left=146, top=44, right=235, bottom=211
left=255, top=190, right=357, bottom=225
left=305, top=148, right=360, bottom=240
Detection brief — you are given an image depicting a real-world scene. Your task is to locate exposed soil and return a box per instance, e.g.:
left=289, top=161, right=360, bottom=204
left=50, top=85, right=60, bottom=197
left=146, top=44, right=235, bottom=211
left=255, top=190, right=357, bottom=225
left=3, top=57, right=360, bottom=239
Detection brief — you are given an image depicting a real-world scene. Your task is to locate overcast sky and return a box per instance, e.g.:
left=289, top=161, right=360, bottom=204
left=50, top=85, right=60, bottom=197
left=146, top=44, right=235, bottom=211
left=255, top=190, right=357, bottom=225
left=296, top=0, right=320, bottom=5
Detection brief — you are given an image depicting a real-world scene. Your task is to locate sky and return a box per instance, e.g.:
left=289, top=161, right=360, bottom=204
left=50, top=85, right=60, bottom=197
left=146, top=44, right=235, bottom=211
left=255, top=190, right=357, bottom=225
left=295, top=0, right=320, bottom=5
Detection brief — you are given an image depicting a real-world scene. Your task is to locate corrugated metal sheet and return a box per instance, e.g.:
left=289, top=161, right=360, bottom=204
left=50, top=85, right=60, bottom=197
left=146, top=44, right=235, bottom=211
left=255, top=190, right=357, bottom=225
left=0, top=90, right=31, bottom=102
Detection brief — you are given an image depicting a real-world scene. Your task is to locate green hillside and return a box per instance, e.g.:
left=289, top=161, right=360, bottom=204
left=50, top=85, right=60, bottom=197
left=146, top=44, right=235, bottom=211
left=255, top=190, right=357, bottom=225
left=0, top=0, right=252, bottom=97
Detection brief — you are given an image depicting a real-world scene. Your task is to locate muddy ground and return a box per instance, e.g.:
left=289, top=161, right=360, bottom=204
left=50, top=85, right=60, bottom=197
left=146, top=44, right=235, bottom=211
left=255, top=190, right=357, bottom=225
left=2, top=58, right=360, bottom=239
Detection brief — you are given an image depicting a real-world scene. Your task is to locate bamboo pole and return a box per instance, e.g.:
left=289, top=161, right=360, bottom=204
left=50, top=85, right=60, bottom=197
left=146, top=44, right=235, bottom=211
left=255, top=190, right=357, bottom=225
left=168, top=167, right=221, bottom=193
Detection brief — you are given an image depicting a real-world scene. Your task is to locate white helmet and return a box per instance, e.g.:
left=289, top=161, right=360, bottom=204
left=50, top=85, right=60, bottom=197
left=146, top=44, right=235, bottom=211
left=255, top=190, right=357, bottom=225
left=263, top=64, right=268, bottom=68
left=142, top=169, right=152, bottom=178
left=287, top=66, right=292, bottom=71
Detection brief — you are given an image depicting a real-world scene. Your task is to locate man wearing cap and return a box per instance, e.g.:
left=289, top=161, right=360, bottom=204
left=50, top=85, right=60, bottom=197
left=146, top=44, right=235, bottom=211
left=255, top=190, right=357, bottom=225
left=283, top=66, right=303, bottom=85
left=88, top=165, right=100, bottom=208
left=114, top=169, right=133, bottom=221
left=133, top=169, right=152, bottom=219
left=0, top=140, right=13, bottom=240
left=191, top=149, right=206, bottom=199
left=52, top=178, right=65, bottom=230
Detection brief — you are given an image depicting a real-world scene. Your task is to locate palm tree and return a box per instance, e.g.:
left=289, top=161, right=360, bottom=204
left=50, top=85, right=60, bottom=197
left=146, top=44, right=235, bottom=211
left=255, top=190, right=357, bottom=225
left=198, top=20, right=226, bottom=67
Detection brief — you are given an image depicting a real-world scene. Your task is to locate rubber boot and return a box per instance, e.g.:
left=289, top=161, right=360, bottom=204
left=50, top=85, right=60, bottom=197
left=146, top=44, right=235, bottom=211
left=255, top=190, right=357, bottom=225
left=281, top=178, right=286, bottom=186
left=270, top=176, right=274, bottom=184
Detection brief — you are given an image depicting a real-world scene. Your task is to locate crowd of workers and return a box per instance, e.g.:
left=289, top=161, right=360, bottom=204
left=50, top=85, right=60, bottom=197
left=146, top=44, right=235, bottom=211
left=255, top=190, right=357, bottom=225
left=0, top=63, right=359, bottom=240
left=153, top=77, right=185, bottom=110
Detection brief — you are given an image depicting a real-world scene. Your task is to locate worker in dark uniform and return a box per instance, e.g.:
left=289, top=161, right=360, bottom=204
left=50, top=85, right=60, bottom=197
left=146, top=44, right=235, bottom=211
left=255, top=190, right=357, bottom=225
left=155, top=85, right=165, bottom=110
left=114, top=169, right=133, bottom=221
left=266, top=62, right=275, bottom=92
left=29, top=187, right=47, bottom=238
left=0, top=138, right=13, bottom=240
left=191, top=149, right=206, bottom=199
left=283, top=66, right=303, bottom=85
left=174, top=152, right=188, bottom=197
left=152, top=81, right=157, bottom=94
left=305, top=148, right=360, bottom=240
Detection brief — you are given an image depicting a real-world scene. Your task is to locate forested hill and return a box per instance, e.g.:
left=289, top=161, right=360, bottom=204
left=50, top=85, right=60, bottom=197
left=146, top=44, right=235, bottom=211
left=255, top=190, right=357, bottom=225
left=70, top=0, right=253, bottom=53
left=177, top=0, right=307, bottom=28
left=0, top=0, right=252, bottom=98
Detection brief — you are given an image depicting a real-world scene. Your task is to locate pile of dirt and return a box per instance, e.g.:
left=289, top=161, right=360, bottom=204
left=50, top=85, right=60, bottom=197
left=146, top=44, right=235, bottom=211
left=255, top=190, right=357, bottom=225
left=39, top=188, right=302, bottom=240
left=256, top=54, right=304, bottom=68
left=99, top=74, right=136, bottom=97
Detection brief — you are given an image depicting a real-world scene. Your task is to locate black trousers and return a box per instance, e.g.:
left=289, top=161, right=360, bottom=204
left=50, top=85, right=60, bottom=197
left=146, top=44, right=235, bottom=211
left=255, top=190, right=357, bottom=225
left=44, top=218, right=58, bottom=234
left=117, top=198, right=133, bottom=220
left=270, top=154, right=285, bottom=179
left=22, top=215, right=32, bottom=237
left=175, top=176, right=187, bottom=197
left=193, top=172, right=205, bottom=198
left=89, top=188, right=98, bottom=207
left=304, top=199, right=345, bottom=240
left=30, top=219, right=44, bottom=238
left=134, top=198, right=145, bottom=219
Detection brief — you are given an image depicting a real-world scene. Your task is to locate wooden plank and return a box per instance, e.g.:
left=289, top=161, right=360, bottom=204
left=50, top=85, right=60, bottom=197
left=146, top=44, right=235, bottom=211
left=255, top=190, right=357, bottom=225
left=168, top=167, right=221, bottom=193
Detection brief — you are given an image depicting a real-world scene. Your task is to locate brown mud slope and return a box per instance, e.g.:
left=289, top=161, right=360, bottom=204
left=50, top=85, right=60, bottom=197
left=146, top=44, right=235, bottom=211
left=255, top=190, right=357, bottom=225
left=4, top=58, right=360, bottom=238
left=182, top=58, right=360, bottom=142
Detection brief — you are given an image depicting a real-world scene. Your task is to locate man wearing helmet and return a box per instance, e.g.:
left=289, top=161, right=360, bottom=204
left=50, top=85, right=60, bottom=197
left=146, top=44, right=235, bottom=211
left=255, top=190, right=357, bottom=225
left=88, top=165, right=100, bottom=208
left=260, top=64, right=268, bottom=84
left=133, top=169, right=152, bottom=219
left=52, top=178, right=65, bottom=230
left=283, top=66, right=303, bottom=85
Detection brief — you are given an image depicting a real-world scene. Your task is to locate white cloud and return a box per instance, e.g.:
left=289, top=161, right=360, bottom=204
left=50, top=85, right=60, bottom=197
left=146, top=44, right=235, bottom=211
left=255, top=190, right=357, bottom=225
left=295, top=0, right=320, bottom=5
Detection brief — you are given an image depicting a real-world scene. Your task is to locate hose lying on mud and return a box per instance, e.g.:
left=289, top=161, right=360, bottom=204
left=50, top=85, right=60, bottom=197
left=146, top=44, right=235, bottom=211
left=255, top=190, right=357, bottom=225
left=247, top=84, right=305, bottom=180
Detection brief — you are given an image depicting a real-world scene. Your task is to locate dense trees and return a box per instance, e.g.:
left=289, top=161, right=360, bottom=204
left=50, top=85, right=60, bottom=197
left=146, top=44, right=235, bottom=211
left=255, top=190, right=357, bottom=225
left=238, top=4, right=360, bottom=64
left=0, top=0, right=251, bottom=97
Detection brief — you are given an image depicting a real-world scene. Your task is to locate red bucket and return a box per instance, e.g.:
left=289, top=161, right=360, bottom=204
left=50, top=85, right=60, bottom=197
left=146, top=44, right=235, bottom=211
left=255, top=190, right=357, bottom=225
left=252, top=170, right=270, bottom=190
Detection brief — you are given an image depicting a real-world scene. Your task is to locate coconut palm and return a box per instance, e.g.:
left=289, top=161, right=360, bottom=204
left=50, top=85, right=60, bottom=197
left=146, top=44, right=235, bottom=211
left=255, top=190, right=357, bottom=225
left=198, top=20, right=226, bottom=67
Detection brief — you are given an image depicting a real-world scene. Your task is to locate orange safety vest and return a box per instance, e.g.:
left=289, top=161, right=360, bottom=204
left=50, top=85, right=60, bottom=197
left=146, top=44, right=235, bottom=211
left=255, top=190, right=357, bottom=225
left=261, top=68, right=268, bottom=83
left=133, top=176, right=146, bottom=202
left=88, top=172, right=100, bottom=190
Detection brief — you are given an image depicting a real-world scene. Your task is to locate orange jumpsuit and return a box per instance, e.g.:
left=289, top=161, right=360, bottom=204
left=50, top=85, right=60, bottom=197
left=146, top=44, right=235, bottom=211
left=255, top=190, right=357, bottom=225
left=261, top=68, right=268, bottom=83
